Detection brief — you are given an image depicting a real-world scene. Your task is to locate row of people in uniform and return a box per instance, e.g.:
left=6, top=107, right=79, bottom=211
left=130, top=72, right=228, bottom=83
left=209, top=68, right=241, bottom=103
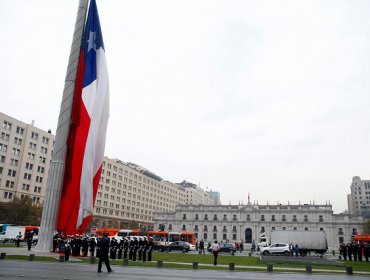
left=53, top=233, right=154, bottom=262
left=339, top=241, right=370, bottom=262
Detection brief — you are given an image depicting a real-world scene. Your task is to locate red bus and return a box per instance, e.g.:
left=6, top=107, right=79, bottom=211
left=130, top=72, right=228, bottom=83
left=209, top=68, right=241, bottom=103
left=147, top=231, right=180, bottom=246
left=95, top=227, right=119, bottom=237
left=180, top=232, right=196, bottom=245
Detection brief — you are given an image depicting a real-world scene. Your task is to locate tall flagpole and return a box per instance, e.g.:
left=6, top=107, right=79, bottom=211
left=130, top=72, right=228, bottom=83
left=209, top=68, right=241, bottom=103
left=36, top=0, right=90, bottom=252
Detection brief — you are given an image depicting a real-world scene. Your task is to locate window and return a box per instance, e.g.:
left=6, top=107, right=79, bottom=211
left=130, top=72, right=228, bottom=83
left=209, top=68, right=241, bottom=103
left=232, top=226, right=237, bottom=232
left=282, top=215, right=286, bottom=221
left=213, top=233, right=217, bottom=240
left=0, top=155, right=5, bottom=162
left=293, top=227, right=297, bottom=231
left=6, top=180, right=15, bottom=188
left=338, top=228, right=344, bottom=235
left=16, top=126, right=24, bottom=135
left=261, top=215, right=265, bottom=221
left=233, top=214, right=237, bottom=221
left=204, top=214, right=208, bottom=220
left=27, top=153, right=35, bottom=160
left=39, top=156, right=46, bottom=163
left=182, top=225, right=186, bottom=231
left=223, top=233, right=227, bottom=240
left=320, top=228, right=324, bottom=231
left=12, top=148, right=20, bottom=155
left=8, top=169, right=16, bottom=177
left=194, top=225, right=198, bottom=231
left=24, top=173, right=31, bottom=180
left=292, top=215, right=297, bottom=222
left=304, top=227, right=308, bottom=231
left=41, top=147, right=48, bottom=154
left=261, top=227, right=265, bottom=233
left=213, top=226, right=217, bottom=232
left=4, top=192, right=13, bottom=199
left=213, top=214, right=218, bottom=220
left=29, top=142, right=37, bottom=150
left=34, top=186, right=41, bottom=193
left=203, top=233, right=207, bottom=240
left=14, top=137, right=22, bottom=145
left=318, top=215, right=324, bottom=222
left=25, top=162, right=33, bottom=170
left=182, top=213, right=187, bottom=220
left=22, top=184, right=30, bottom=191
left=271, top=215, right=275, bottom=221
left=0, top=143, right=8, bottom=152
left=223, top=214, right=227, bottom=221
left=246, top=214, right=250, bottom=221
left=203, top=225, right=208, bottom=231
left=42, top=136, right=49, bottom=144
left=36, top=176, right=43, bottom=183
left=304, top=215, right=308, bottom=222
left=0, top=132, right=9, bottom=140
left=272, top=227, right=275, bottom=231
left=232, top=234, right=237, bottom=240
left=37, top=166, right=44, bottom=173
left=31, top=132, right=38, bottom=140
left=2, top=121, right=11, bottom=130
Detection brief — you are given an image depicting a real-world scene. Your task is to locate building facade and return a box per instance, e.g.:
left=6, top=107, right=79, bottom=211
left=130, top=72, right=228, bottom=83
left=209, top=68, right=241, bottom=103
left=0, top=112, right=55, bottom=204
left=349, top=176, right=370, bottom=216
left=177, top=180, right=216, bottom=205
left=92, top=157, right=187, bottom=229
left=153, top=203, right=364, bottom=248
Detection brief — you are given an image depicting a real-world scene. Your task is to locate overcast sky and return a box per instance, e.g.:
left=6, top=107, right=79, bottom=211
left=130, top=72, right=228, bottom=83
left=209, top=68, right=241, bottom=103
left=1, top=0, right=370, bottom=213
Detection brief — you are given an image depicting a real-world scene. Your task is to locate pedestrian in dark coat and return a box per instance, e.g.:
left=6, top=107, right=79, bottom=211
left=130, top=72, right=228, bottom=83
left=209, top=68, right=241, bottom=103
left=96, top=237, right=101, bottom=258
left=65, top=241, right=71, bottom=261
left=358, top=242, right=363, bottom=262
left=342, top=244, right=348, bottom=260
left=97, top=233, right=112, bottom=273
left=199, top=240, right=205, bottom=254
left=129, top=239, right=134, bottom=260
left=27, top=231, right=33, bottom=251
left=352, top=242, right=358, bottom=261
left=110, top=238, right=118, bottom=259
left=138, top=238, right=143, bottom=261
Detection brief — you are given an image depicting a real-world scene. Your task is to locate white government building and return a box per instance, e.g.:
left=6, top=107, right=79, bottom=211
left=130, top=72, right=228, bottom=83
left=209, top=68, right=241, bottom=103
left=153, top=203, right=364, bottom=248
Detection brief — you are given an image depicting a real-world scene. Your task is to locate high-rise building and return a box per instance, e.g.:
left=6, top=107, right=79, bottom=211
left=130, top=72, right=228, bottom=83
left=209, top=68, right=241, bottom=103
left=0, top=112, right=55, bottom=204
left=349, top=176, right=370, bottom=216
left=92, top=157, right=187, bottom=229
left=177, top=180, right=216, bottom=205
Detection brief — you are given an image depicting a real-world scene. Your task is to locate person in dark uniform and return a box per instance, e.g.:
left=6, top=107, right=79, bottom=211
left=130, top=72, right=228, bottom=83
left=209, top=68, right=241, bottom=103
left=82, top=236, right=89, bottom=257
left=89, top=237, right=96, bottom=258
left=132, top=237, right=138, bottom=261
left=147, top=237, right=153, bottom=262
left=65, top=239, right=71, bottom=261
left=199, top=240, right=205, bottom=254
left=364, top=242, right=370, bottom=262
left=342, top=243, right=348, bottom=260
left=16, top=232, right=22, bottom=248
left=142, top=237, right=148, bottom=262
left=347, top=243, right=352, bottom=261
left=97, top=233, right=113, bottom=273
left=96, top=237, right=101, bottom=258
left=129, top=239, right=134, bottom=260
left=27, top=231, right=34, bottom=251
left=123, top=238, right=129, bottom=259
left=110, top=237, right=117, bottom=259
left=138, top=237, right=143, bottom=261
left=52, top=232, right=59, bottom=252
left=117, top=239, right=124, bottom=259
left=358, top=242, right=363, bottom=262
left=352, top=242, right=358, bottom=261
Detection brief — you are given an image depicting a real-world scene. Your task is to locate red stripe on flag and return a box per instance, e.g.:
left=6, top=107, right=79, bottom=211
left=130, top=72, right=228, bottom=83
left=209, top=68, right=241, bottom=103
left=57, top=50, right=91, bottom=235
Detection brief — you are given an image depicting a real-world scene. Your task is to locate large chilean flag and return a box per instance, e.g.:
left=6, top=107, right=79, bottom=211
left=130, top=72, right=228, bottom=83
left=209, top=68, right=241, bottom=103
left=57, top=0, right=109, bottom=235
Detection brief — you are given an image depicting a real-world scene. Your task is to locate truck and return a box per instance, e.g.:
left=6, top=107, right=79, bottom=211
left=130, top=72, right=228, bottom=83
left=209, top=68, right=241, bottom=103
left=0, top=225, right=39, bottom=244
left=270, top=230, right=328, bottom=256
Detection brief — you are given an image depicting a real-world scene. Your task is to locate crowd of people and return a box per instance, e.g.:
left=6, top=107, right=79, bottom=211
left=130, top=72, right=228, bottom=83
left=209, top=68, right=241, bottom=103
left=339, top=242, right=370, bottom=262
left=52, top=232, right=154, bottom=264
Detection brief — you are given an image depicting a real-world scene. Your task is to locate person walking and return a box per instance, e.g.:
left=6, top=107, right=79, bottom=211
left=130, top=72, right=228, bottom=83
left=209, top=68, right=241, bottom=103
left=16, top=232, right=22, bottom=248
left=89, top=237, right=96, bottom=258
left=294, top=243, right=299, bottom=257
left=211, top=240, right=220, bottom=265
left=97, top=233, right=113, bottom=273
left=27, top=231, right=33, bottom=251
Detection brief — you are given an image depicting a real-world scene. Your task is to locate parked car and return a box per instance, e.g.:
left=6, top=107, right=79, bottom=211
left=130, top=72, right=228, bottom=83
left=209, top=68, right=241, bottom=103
left=158, top=241, right=190, bottom=252
left=260, top=243, right=290, bottom=256
left=208, top=243, right=236, bottom=254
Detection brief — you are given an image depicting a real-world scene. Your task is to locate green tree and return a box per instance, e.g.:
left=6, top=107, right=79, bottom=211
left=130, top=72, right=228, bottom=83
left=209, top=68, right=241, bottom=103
left=0, top=197, right=42, bottom=225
